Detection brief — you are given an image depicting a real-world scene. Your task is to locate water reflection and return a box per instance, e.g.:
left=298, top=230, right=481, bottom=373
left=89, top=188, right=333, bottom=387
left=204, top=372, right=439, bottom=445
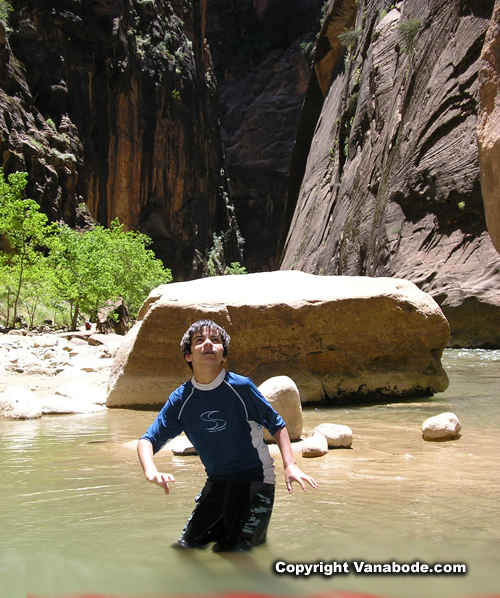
left=0, top=349, right=499, bottom=598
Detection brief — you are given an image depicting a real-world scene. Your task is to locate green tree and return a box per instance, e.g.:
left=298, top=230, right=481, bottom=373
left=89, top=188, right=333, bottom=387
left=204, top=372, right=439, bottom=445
left=0, top=256, right=16, bottom=327
left=104, top=219, right=172, bottom=316
left=20, top=255, right=57, bottom=328
left=0, top=170, right=55, bottom=327
left=50, top=219, right=172, bottom=330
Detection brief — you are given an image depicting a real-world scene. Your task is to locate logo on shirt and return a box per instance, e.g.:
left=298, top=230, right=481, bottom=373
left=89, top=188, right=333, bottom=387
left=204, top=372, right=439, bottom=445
left=200, top=410, right=227, bottom=432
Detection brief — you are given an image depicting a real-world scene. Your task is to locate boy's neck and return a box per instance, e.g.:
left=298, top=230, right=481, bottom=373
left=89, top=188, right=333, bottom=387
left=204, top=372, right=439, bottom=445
left=192, top=364, right=225, bottom=385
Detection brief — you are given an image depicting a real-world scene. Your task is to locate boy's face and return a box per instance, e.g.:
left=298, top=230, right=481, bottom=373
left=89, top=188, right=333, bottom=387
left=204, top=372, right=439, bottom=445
left=185, top=327, right=226, bottom=370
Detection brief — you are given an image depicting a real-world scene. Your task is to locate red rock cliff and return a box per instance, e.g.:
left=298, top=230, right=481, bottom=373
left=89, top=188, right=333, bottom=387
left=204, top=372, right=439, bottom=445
left=0, top=0, right=241, bottom=280
left=478, top=0, right=500, bottom=254
left=279, top=0, right=500, bottom=348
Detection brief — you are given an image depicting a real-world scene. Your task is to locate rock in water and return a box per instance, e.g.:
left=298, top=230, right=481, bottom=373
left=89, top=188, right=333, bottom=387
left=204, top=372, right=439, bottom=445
left=422, top=412, right=462, bottom=441
left=106, top=271, right=450, bottom=408
left=302, top=433, right=329, bottom=458
left=313, top=423, right=353, bottom=448
left=259, top=376, right=303, bottom=442
left=0, top=387, right=42, bottom=420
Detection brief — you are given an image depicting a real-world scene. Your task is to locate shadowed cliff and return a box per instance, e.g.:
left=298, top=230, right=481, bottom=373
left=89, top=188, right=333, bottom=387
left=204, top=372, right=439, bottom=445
left=206, top=0, right=324, bottom=271
left=0, top=0, right=241, bottom=280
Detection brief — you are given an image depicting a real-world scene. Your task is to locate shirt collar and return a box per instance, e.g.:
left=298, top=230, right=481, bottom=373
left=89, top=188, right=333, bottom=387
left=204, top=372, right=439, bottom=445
left=191, top=368, right=226, bottom=391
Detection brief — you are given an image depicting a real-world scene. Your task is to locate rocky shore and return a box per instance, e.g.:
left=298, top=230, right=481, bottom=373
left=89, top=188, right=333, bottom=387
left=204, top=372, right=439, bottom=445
left=0, top=328, right=122, bottom=417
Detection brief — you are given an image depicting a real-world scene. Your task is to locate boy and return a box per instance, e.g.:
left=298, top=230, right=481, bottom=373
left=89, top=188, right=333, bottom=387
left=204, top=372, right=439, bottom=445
left=137, top=319, right=317, bottom=552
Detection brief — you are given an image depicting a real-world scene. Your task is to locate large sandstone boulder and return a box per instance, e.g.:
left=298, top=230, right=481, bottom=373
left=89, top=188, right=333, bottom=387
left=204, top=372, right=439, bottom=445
left=259, top=376, right=303, bottom=442
left=478, top=0, right=500, bottom=255
left=106, top=271, right=449, bottom=408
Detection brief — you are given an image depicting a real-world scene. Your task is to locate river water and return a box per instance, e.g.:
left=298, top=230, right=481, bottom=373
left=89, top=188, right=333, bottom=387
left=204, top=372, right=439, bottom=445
left=1, top=349, right=499, bottom=598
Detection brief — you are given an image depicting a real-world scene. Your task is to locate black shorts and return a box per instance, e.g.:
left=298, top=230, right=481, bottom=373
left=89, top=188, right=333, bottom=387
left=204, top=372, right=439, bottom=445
left=175, top=479, right=275, bottom=552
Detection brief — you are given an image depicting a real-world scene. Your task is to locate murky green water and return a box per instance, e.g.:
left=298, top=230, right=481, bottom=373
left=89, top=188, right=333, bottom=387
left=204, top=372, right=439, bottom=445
left=1, top=349, right=499, bottom=598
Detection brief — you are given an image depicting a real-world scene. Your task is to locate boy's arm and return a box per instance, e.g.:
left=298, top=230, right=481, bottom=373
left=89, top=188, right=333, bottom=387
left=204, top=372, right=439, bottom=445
left=273, top=426, right=318, bottom=494
left=137, top=438, right=176, bottom=494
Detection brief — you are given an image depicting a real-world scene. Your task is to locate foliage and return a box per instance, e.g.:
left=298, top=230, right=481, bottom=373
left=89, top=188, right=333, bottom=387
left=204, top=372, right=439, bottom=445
left=319, top=0, right=330, bottom=28
left=194, top=232, right=246, bottom=277
left=224, top=262, right=247, bottom=275
left=0, top=0, right=11, bottom=23
left=397, top=18, right=422, bottom=56
left=20, top=256, right=57, bottom=328
left=300, top=41, right=314, bottom=58
left=0, top=170, right=56, bottom=328
left=339, top=27, right=362, bottom=50
left=206, top=233, right=226, bottom=276
left=49, top=219, right=172, bottom=329
left=0, top=170, right=172, bottom=330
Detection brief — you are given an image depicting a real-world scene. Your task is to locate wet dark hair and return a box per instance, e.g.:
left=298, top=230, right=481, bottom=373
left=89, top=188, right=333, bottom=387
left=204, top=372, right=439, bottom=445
left=180, top=319, right=231, bottom=370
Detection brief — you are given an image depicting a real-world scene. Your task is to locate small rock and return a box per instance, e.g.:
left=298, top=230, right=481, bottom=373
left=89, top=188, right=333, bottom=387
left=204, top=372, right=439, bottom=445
left=40, top=394, right=106, bottom=415
left=0, top=386, right=42, bottom=419
left=166, top=435, right=198, bottom=455
left=301, top=433, right=329, bottom=458
left=88, top=333, right=124, bottom=347
left=69, top=337, right=88, bottom=347
left=33, top=335, right=58, bottom=349
left=422, top=412, right=462, bottom=441
left=313, top=423, right=353, bottom=448
left=55, top=381, right=107, bottom=405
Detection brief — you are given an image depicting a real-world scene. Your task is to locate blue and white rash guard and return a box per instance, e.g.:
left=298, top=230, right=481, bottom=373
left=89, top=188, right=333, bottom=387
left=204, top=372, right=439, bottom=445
left=140, top=370, right=285, bottom=484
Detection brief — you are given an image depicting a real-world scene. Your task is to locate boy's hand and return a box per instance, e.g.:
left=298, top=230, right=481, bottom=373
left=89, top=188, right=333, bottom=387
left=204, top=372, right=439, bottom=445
left=284, top=463, right=318, bottom=494
left=145, top=471, right=176, bottom=494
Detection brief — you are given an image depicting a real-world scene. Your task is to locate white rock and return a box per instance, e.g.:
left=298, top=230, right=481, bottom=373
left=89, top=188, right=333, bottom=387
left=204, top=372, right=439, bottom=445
left=0, top=386, right=42, bottom=419
left=422, top=412, right=462, bottom=441
left=56, top=365, right=90, bottom=378
left=165, top=435, right=198, bottom=455
left=259, top=376, right=303, bottom=442
left=40, top=394, right=106, bottom=415
left=301, top=433, right=329, bottom=458
left=69, top=337, right=88, bottom=347
left=33, top=335, right=59, bottom=348
left=313, top=423, right=353, bottom=448
left=55, top=381, right=107, bottom=405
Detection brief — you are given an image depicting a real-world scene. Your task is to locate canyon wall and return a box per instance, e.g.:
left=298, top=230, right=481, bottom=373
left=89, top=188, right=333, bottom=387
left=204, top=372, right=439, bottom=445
left=279, top=0, right=500, bottom=348
left=478, top=0, right=500, bottom=254
left=205, top=0, right=324, bottom=271
left=0, top=0, right=241, bottom=280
